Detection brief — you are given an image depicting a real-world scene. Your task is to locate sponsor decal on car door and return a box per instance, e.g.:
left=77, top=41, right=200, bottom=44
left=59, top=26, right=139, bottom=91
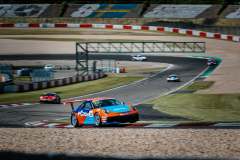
left=77, top=102, right=94, bottom=125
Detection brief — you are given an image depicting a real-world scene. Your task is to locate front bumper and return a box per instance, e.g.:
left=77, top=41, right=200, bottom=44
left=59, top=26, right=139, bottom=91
left=39, top=100, right=55, bottom=103
left=105, top=113, right=139, bottom=124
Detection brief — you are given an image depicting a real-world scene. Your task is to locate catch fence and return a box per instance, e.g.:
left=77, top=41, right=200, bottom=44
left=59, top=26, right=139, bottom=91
left=0, top=63, right=13, bottom=79
left=30, top=69, right=54, bottom=82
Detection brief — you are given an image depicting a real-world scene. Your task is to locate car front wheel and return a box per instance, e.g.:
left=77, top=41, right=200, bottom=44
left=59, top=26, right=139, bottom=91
left=94, top=113, right=102, bottom=127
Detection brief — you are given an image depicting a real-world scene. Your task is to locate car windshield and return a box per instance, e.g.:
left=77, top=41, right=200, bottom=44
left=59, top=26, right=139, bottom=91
left=93, top=99, right=122, bottom=108
left=43, top=93, right=55, bottom=96
left=46, top=65, right=52, bottom=67
left=170, top=76, right=177, bottom=78
left=209, top=60, right=214, bottom=62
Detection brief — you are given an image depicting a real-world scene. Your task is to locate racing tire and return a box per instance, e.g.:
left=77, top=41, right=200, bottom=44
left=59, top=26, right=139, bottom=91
left=54, top=97, right=61, bottom=104
left=57, top=97, right=61, bottom=104
left=94, top=113, right=102, bottom=127
left=71, top=114, right=81, bottom=127
left=132, top=58, right=135, bottom=61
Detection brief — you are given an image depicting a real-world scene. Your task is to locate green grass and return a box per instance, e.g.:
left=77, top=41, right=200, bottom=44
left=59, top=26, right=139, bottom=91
left=143, top=94, right=240, bottom=122
left=126, top=67, right=167, bottom=73
left=14, top=76, right=31, bottom=81
left=179, top=81, right=215, bottom=91
left=0, top=74, right=146, bottom=104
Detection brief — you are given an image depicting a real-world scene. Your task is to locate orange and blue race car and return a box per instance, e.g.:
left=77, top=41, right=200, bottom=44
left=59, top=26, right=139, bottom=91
left=63, top=97, right=139, bottom=127
left=39, top=92, right=61, bottom=104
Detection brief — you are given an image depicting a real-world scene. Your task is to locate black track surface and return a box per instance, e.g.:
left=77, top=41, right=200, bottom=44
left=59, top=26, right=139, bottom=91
left=0, top=54, right=207, bottom=127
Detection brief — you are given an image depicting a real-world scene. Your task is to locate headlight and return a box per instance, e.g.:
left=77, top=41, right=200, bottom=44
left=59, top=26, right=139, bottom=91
left=102, top=109, right=110, bottom=114
left=131, top=105, right=137, bottom=111
left=52, top=97, right=56, bottom=99
left=40, top=96, right=43, bottom=99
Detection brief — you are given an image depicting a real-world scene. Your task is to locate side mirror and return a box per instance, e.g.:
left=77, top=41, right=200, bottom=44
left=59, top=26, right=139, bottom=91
left=122, top=102, right=125, bottom=105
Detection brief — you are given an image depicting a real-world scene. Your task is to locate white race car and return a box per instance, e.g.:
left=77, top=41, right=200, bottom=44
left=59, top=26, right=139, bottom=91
left=131, top=55, right=147, bottom=61
left=167, top=75, right=180, bottom=82
left=44, top=64, right=54, bottom=71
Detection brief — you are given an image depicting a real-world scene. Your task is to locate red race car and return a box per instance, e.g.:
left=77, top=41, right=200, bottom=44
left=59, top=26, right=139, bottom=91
left=39, top=92, right=61, bottom=104
left=207, top=59, right=217, bottom=66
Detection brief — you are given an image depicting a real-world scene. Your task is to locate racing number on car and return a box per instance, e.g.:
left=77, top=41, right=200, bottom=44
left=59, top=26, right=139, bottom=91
left=89, top=111, right=93, bottom=117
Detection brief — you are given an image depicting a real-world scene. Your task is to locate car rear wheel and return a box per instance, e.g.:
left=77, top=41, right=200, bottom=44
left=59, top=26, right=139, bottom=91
left=71, top=114, right=81, bottom=127
left=55, top=97, right=61, bottom=104
left=94, top=113, right=102, bottom=127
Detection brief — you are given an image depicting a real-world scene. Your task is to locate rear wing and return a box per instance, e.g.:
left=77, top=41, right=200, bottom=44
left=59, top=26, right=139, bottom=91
left=63, top=97, right=114, bottom=110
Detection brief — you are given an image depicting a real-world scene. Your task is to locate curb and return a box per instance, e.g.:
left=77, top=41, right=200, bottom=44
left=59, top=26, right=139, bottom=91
left=0, top=23, right=239, bottom=42
left=25, top=120, right=240, bottom=128
left=0, top=103, right=39, bottom=108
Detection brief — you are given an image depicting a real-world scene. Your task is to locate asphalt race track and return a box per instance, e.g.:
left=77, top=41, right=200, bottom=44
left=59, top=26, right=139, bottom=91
left=0, top=54, right=208, bottom=127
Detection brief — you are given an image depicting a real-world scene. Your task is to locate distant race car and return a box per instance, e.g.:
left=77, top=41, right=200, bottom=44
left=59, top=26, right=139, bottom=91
left=44, top=64, right=54, bottom=71
left=131, top=55, right=147, bottom=61
left=207, top=59, right=217, bottom=66
left=167, top=75, right=180, bottom=82
left=63, top=97, right=139, bottom=127
left=39, top=92, right=61, bottom=104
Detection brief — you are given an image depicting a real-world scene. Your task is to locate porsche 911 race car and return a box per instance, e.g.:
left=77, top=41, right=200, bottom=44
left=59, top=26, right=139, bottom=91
left=207, top=59, right=217, bottom=66
left=131, top=55, right=147, bottom=61
left=39, top=92, right=61, bottom=104
left=63, top=97, right=139, bottom=127
left=167, top=75, right=180, bottom=82
left=44, top=64, right=54, bottom=71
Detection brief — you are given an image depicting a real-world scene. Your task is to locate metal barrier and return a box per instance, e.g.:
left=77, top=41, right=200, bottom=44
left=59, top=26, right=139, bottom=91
left=101, top=59, right=116, bottom=72
left=145, top=20, right=240, bottom=36
left=30, top=69, right=54, bottom=82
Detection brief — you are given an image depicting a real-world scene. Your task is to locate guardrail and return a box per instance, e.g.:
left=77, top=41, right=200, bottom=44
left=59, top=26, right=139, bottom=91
left=3, top=71, right=106, bottom=93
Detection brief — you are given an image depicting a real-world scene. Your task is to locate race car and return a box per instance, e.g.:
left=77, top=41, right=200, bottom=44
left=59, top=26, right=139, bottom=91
left=167, top=74, right=180, bottom=82
left=207, top=59, right=217, bottom=66
left=131, top=55, right=147, bottom=61
left=63, top=97, right=139, bottom=127
left=44, top=64, right=54, bottom=71
left=39, top=92, right=61, bottom=104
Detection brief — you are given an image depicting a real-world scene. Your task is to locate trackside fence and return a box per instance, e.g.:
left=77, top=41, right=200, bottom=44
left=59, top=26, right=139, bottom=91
left=30, top=69, right=54, bottom=82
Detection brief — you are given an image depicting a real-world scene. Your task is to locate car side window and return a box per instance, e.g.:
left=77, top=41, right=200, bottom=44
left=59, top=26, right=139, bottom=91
left=79, top=103, right=84, bottom=109
left=84, top=102, right=92, bottom=110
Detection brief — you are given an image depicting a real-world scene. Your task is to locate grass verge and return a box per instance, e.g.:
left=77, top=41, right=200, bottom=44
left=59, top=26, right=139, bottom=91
left=142, top=81, right=240, bottom=123
left=14, top=76, right=31, bottom=82
left=143, top=94, right=240, bottom=123
left=178, top=81, right=215, bottom=91
left=0, top=74, right=146, bottom=104
left=125, top=67, right=167, bottom=73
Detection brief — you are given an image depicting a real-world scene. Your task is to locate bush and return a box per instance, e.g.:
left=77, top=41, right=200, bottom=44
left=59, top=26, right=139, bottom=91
left=59, top=1, right=68, bottom=17
left=139, top=0, right=150, bottom=17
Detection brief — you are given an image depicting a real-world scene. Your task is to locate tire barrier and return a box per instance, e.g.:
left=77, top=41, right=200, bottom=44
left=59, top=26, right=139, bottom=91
left=0, top=23, right=239, bottom=42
